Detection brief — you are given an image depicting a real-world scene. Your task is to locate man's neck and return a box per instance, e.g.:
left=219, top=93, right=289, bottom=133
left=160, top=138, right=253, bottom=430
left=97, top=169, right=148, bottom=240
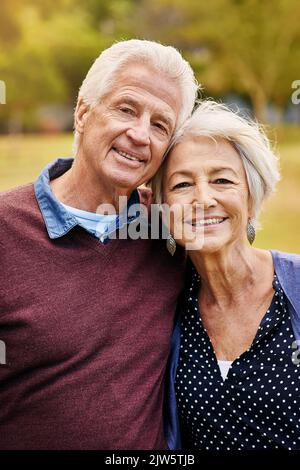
left=50, top=160, right=132, bottom=214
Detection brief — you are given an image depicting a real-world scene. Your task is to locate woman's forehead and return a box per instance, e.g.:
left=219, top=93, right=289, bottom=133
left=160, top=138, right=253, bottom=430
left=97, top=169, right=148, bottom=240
left=166, top=136, right=243, bottom=174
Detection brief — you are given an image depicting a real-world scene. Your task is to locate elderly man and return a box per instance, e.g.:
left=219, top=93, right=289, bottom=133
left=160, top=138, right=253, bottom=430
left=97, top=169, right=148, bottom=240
left=0, top=40, right=198, bottom=449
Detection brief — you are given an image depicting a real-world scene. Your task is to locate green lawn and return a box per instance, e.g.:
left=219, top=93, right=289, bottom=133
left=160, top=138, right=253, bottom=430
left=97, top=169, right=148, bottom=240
left=0, top=132, right=299, bottom=253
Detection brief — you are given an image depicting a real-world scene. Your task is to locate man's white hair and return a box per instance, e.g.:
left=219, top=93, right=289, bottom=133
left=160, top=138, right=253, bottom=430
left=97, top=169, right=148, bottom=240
left=150, top=100, right=280, bottom=227
left=73, top=39, right=199, bottom=155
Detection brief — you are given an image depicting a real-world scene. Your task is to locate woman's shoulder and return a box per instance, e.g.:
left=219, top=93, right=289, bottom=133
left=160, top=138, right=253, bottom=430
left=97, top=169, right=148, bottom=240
left=271, top=249, right=300, bottom=268
left=271, top=250, right=300, bottom=315
left=271, top=250, right=300, bottom=286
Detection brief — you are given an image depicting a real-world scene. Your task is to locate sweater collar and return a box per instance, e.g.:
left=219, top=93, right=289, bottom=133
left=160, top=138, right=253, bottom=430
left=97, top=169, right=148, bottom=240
left=34, top=157, right=140, bottom=240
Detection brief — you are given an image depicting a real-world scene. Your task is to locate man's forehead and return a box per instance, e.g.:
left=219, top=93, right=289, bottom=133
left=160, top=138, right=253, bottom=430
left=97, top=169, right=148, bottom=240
left=108, top=63, right=181, bottom=116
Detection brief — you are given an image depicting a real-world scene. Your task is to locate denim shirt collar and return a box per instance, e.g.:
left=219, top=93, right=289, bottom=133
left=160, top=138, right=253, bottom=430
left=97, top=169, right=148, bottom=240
left=34, top=157, right=141, bottom=240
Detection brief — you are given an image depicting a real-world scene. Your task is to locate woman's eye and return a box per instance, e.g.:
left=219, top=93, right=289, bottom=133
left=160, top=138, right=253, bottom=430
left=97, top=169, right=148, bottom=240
left=172, top=182, right=191, bottom=190
left=214, top=178, right=232, bottom=184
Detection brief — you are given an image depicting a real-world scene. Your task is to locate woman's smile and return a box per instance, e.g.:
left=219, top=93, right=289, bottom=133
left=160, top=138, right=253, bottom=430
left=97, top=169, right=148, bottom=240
left=186, top=217, right=228, bottom=230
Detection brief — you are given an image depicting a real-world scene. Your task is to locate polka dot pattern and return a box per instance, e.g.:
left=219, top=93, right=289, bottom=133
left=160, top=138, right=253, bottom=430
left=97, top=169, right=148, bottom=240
left=175, top=266, right=300, bottom=450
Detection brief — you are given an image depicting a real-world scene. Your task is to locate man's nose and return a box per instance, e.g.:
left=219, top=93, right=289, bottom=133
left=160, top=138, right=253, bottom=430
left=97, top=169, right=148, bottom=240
left=126, top=118, right=151, bottom=145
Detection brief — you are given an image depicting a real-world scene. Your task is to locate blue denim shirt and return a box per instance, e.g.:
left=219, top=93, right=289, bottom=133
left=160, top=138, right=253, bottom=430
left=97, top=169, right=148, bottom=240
left=34, top=158, right=142, bottom=244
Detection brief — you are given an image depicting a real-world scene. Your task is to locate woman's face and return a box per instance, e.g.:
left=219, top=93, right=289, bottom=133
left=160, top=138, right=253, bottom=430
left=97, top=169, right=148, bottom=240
left=162, top=136, right=252, bottom=253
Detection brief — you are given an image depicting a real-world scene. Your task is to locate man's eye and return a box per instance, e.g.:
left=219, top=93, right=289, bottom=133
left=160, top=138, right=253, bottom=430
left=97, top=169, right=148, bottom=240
left=154, top=122, right=168, bottom=133
left=172, top=182, right=191, bottom=190
left=214, top=178, right=232, bottom=184
left=119, top=106, right=135, bottom=115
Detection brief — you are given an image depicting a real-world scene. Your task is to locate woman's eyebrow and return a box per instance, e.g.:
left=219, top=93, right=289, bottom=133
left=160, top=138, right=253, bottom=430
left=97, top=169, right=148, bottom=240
left=169, top=170, right=193, bottom=179
left=210, top=166, right=239, bottom=177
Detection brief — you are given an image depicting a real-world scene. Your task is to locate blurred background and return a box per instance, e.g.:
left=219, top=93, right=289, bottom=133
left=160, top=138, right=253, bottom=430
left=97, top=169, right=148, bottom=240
left=0, top=0, right=299, bottom=252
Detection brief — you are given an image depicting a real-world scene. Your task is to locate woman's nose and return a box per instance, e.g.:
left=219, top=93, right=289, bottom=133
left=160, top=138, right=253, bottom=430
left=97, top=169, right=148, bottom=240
left=193, top=182, right=217, bottom=208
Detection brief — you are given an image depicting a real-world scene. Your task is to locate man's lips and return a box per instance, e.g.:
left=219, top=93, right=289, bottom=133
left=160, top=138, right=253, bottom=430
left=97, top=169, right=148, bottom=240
left=112, top=147, right=147, bottom=163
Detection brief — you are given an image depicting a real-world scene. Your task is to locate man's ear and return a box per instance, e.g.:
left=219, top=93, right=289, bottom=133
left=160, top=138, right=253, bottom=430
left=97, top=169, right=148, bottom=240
left=74, top=98, right=90, bottom=134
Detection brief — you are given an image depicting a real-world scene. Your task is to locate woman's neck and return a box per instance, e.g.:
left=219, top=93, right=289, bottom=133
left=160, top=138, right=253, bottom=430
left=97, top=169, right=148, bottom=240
left=189, top=244, right=273, bottom=308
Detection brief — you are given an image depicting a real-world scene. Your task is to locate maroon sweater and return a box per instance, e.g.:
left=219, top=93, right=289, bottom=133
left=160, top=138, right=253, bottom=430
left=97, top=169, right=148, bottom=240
left=0, top=184, right=185, bottom=450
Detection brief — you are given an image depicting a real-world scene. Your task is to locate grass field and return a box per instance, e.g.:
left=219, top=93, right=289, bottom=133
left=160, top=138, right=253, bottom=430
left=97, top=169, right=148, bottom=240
left=0, top=131, right=299, bottom=253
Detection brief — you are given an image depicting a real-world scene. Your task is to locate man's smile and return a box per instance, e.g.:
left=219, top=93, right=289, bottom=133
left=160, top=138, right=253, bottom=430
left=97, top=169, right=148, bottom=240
left=112, top=146, right=147, bottom=166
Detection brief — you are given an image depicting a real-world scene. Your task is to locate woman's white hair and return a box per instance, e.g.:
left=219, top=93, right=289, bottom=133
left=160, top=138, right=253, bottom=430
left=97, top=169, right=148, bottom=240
left=73, top=39, right=199, bottom=155
left=150, top=100, right=280, bottom=227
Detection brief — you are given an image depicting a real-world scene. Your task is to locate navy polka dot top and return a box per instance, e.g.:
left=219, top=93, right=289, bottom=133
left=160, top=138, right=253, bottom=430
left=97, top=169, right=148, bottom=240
left=175, top=265, right=300, bottom=450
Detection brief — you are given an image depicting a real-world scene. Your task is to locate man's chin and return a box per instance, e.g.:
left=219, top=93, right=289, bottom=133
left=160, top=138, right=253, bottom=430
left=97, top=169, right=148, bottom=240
left=108, top=172, right=143, bottom=193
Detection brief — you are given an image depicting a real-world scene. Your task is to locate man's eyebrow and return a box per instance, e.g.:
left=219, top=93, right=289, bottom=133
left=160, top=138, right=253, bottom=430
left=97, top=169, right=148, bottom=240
left=115, top=96, right=139, bottom=107
left=114, top=95, right=175, bottom=128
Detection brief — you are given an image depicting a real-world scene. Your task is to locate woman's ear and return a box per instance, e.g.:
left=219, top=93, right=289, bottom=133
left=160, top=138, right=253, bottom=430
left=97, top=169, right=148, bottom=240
left=247, top=193, right=255, bottom=220
left=248, top=207, right=255, bottom=223
left=74, top=98, right=90, bottom=134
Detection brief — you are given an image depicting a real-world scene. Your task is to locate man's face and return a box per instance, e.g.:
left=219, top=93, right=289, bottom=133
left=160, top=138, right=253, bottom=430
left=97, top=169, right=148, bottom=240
left=76, top=63, right=182, bottom=193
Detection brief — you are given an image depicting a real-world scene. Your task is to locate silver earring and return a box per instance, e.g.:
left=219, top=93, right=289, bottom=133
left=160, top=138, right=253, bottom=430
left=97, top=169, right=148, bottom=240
left=166, top=234, right=176, bottom=256
left=247, top=221, right=255, bottom=245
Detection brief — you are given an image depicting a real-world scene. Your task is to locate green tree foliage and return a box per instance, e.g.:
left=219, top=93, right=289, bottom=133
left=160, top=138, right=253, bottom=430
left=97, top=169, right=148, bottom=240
left=0, top=0, right=136, bottom=130
left=0, top=0, right=299, bottom=129
left=129, top=0, right=300, bottom=121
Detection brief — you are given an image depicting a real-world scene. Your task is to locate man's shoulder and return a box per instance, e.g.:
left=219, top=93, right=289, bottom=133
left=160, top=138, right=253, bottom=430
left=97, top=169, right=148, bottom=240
left=0, top=183, right=40, bottom=228
left=0, top=183, right=36, bottom=210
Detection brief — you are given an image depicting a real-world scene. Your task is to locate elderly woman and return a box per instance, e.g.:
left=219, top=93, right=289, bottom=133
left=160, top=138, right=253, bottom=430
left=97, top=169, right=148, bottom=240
left=150, top=101, right=300, bottom=450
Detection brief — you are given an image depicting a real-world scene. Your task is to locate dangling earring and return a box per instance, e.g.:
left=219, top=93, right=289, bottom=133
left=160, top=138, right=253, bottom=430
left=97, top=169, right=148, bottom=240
left=247, top=221, right=255, bottom=245
left=166, top=234, right=176, bottom=256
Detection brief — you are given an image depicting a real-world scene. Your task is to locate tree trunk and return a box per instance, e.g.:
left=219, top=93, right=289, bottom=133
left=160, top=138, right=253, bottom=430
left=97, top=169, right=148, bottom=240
left=251, top=87, right=268, bottom=122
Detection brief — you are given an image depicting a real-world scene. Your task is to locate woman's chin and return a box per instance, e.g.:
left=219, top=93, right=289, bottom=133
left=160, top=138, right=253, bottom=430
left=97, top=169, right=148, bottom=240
left=182, top=235, right=227, bottom=254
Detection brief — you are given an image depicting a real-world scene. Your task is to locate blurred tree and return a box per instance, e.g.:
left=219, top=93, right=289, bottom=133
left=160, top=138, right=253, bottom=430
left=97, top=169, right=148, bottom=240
left=0, top=0, right=136, bottom=131
left=2, top=0, right=298, bottom=129
left=0, top=0, right=23, bottom=44
left=129, top=0, right=300, bottom=121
